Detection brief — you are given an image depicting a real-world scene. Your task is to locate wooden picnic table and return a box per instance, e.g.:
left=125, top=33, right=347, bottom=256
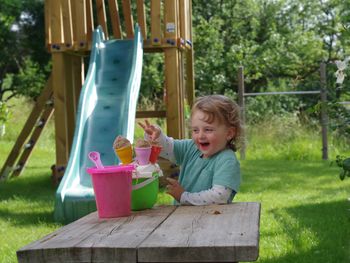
left=17, top=202, right=261, bottom=263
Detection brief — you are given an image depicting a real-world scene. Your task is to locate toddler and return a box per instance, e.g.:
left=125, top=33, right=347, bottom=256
left=139, top=95, right=243, bottom=205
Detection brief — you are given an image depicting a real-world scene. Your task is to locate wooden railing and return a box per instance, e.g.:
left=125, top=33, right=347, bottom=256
left=45, top=0, right=193, bottom=52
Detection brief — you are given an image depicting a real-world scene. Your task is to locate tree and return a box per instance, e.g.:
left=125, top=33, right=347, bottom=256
left=0, top=0, right=50, bottom=102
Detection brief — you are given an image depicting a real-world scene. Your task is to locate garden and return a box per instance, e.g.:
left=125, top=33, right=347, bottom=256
left=1, top=0, right=350, bottom=262
left=1, top=96, right=349, bottom=263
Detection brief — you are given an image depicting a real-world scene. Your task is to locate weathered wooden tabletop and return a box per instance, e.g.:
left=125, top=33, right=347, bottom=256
left=17, top=202, right=261, bottom=263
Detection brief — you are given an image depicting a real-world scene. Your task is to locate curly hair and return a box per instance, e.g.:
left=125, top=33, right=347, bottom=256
left=190, top=95, right=244, bottom=151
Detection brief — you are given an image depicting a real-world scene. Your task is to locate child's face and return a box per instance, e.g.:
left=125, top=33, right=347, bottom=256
left=191, top=110, right=235, bottom=158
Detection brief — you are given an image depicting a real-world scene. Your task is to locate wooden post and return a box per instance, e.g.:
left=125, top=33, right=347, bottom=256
left=71, top=0, right=88, bottom=49
left=44, top=0, right=52, bottom=49
left=164, top=0, right=185, bottom=139
left=122, top=0, right=134, bottom=39
left=136, top=0, right=147, bottom=40
left=86, top=0, right=94, bottom=43
left=96, top=0, right=109, bottom=39
left=61, top=0, right=73, bottom=46
left=151, top=0, right=161, bottom=46
left=64, top=54, right=84, bottom=153
left=238, top=66, right=246, bottom=160
left=178, top=0, right=189, bottom=41
left=185, top=0, right=194, bottom=107
left=50, top=0, right=63, bottom=48
left=320, top=62, right=328, bottom=160
left=108, top=0, right=122, bottom=39
left=52, top=53, right=69, bottom=176
left=178, top=51, right=185, bottom=136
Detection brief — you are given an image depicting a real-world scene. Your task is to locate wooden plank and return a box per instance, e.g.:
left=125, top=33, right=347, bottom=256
left=44, top=0, right=52, bottom=49
left=178, top=51, right=185, bottom=136
left=17, top=207, right=176, bottom=263
left=65, top=54, right=83, bottom=152
left=164, top=48, right=184, bottom=139
left=86, top=0, right=94, bottom=43
left=164, top=1, right=182, bottom=137
left=136, top=0, right=147, bottom=40
left=179, top=0, right=189, bottom=41
left=108, top=0, right=122, bottom=39
left=50, top=0, right=63, bottom=46
left=136, top=110, right=166, bottom=118
left=138, top=203, right=261, bottom=262
left=185, top=48, right=195, bottom=107
left=71, top=0, right=88, bottom=50
left=164, top=0, right=178, bottom=41
left=151, top=0, right=161, bottom=45
left=61, top=0, right=73, bottom=47
left=64, top=54, right=76, bottom=154
left=122, top=0, right=134, bottom=38
left=17, top=212, right=101, bottom=263
left=185, top=0, right=194, bottom=107
left=0, top=76, right=53, bottom=180
left=52, top=53, right=69, bottom=171
left=96, top=0, right=109, bottom=39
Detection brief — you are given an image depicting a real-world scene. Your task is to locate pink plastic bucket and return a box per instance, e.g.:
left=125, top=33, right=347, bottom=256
left=86, top=165, right=134, bottom=218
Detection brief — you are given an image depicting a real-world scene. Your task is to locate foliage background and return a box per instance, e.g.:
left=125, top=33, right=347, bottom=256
left=0, top=0, right=349, bottom=140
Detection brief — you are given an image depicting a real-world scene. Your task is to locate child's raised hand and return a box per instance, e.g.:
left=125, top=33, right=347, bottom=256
left=138, top=120, right=161, bottom=141
left=166, top=178, right=184, bottom=202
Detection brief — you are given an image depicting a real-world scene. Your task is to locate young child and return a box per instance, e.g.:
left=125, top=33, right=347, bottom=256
left=139, top=95, right=243, bottom=205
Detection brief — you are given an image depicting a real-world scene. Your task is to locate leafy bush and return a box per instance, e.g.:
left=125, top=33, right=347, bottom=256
left=245, top=95, right=302, bottom=124
left=334, top=155, right=350, bottom=180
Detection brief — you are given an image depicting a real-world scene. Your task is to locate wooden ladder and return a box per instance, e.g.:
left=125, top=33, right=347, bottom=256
left=0, top=75, right=54, bottom=180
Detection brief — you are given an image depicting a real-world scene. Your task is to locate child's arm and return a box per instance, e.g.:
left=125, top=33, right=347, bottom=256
left=180, top=186, right=235, bottom=205
left=138, top=120, right=161, bottom=141
left=166, top=178, right=235, bottom=205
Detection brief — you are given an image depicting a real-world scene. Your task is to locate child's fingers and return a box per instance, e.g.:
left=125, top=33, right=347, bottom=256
left=138, top=120, right=160, bottom=141
left=149, top=125, right=159, bottom=134
left=138, top=120, right=154, bottom=134
left=138, top=121, right=146, bottom=129
left=166, top=177, right=178, bottom=186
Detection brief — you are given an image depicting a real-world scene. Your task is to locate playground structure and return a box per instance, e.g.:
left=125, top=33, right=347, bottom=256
left=0, top=0, right=194, bottom=182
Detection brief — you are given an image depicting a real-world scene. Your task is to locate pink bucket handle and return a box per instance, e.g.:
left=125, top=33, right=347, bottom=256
left=86, top=164, right=135, bottom=174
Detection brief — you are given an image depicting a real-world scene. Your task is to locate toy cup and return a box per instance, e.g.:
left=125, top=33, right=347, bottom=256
left=134, top=147, right=152, bottom=165
left=115, top=145, right=133, bottom=164
left=149, top=145, right=162, bottom=164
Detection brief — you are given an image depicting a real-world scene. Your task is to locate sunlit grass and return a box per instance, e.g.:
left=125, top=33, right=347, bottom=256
left=246, top=115, right=350, bottom=160
left=236, top=159, right=350, bottom=262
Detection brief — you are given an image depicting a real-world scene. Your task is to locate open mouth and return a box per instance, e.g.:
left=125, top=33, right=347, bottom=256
left=199, top=142, right=210, bottom=149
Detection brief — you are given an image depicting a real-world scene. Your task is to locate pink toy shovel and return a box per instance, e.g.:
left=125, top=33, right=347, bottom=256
left=88, top=151, right=104, bottom=168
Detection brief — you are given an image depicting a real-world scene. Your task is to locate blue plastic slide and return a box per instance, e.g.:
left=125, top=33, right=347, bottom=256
left=54, top=26, right=143, bottom=223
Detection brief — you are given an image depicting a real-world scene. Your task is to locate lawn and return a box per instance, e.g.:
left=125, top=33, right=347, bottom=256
left=0, top=99, right=350, bottom=263
left=237, top=159, right=350, bottom=262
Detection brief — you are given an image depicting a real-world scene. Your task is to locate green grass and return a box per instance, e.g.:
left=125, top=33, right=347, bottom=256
left=1, top=97, right=350, bottom=262
left=237, top=159, right=350, bottom=262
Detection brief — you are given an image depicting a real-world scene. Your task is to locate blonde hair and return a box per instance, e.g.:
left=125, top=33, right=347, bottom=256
left=190, top=95, right=244, bottom=151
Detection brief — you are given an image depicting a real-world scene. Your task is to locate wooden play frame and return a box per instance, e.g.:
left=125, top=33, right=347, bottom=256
left=0, top=0, right=194, bottom=181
